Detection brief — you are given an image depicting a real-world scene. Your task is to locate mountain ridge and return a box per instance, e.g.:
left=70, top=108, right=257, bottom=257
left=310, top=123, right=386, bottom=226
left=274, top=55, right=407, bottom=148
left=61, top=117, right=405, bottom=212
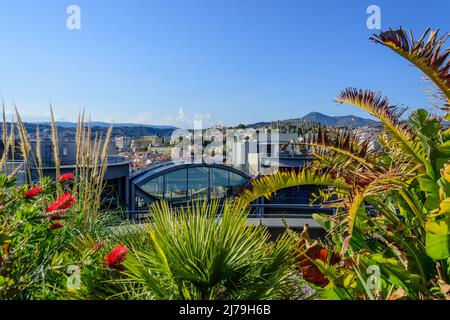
left=1, top=122, right=177, bottom=138
left=246, top=112, right=377, bottom=128
left=41, top=121, right=177, bottom=130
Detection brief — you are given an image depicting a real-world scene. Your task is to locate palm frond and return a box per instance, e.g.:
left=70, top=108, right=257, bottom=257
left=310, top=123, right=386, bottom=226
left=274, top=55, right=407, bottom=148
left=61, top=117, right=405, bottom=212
left=238, top=167, right=350, bottom=205
left=303, top=126, right=375, bottom=170
left=336, top=88, right=432, bottom=178
left=117, top=199, right=297, bottom=300
left=370, top=28, right=450, bottom=108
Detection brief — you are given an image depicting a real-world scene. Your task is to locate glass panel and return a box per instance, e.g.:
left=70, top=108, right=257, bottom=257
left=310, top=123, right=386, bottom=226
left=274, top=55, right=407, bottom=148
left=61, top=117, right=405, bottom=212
left=165, top=169, right=188, bottom=203
left=229, top=172, right=247, bottom=186
left=187, top=167, right=209, bottom=200
left=139, top=175, right=164, bottom=198
left=210, top=168, right=230, bottom=198
left=229, top=171, right=248, bottom=195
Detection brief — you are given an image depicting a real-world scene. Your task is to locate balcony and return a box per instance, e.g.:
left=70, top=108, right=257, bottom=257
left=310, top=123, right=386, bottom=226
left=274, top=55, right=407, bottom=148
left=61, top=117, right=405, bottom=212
left=29, top=155, right=130, bottom=180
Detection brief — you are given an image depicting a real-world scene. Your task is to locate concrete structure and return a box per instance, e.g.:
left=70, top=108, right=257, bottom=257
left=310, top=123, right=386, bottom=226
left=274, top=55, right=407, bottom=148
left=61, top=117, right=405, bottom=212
left=131, top=135, right=169, bottom=152
left=115, top=136, right=132, bottom=151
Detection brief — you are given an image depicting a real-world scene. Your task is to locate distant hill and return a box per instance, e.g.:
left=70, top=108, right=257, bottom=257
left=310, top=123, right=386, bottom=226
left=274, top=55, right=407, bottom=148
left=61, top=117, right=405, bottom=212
left=300, top=112, right=376, bottom=127
left=246, top=112, right=376, bottom=128
left=46, top=121, right=176, bottom=130
left=2, top=122, right=177, bottom=139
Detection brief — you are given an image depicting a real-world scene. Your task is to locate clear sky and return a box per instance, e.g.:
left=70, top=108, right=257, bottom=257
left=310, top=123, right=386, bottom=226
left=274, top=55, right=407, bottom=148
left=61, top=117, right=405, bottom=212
left=0, top=0, right=449, bottom=128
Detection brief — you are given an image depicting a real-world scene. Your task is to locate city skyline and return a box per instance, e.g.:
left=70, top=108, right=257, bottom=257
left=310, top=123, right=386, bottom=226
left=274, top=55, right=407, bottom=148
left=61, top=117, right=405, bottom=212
left=0, top=0, right=449, bottom=128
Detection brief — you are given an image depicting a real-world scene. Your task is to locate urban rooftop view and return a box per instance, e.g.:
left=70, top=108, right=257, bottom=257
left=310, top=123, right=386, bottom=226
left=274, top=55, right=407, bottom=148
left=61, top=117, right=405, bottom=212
left=0, top=0, right=450, bottom=312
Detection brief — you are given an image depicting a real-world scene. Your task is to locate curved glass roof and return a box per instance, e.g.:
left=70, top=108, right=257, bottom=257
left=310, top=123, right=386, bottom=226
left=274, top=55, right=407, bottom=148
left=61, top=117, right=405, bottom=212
left=130, top=162, right=250, bottom=205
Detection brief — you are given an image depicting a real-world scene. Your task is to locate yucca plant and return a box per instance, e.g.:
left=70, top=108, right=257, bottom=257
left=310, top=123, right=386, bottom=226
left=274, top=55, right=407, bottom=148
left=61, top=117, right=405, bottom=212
left=239, top=27, right=450, bottom=300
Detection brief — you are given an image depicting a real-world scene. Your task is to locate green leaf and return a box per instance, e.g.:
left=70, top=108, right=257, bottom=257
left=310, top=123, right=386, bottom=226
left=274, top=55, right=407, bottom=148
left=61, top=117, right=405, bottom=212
left=425, top=198, right=450, bottom=234
left=0, top=233, right=11, bottom=244
left=425, top=219, right=450, bottom=234
left=418, top=178, right=440, bottom=210
left=445, top=113, right=450, bottom=122
left=312, top=213, right=332, bottom=231
left=438, top=140, right=450, bottom=154
left=319, top=288, right=344, bottom=300
left=418, top=177, right=439, bottom=193
left=425, top=232, right=450, bottom=260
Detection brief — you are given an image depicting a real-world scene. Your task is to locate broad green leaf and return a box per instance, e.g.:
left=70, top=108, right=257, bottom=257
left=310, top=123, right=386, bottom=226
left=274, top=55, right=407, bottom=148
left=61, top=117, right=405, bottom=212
left=425, top=198, right=450, bottom=234
left=426, top=232, right=450, bottom=260
left=418, top=177, right=439, bottom=193
left=312, top=213, right=332, bottom=231
left=425, top=219, right=449, bottom=235
left=438, top=140, right=450, bottom=154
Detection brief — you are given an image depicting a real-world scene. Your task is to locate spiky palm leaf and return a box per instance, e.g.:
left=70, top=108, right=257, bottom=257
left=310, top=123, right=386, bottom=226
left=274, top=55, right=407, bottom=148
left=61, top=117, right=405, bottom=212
left=112, top=199, right=298, bottom=300
left=238, top=167, right=350, bottom=205
left=370, top=28, right=450, bottom=109
left=336, top=88, right=433, bottom=178
left=344, top=166, right=415, bottom=236
left=302, top=126, right=376, bottom=170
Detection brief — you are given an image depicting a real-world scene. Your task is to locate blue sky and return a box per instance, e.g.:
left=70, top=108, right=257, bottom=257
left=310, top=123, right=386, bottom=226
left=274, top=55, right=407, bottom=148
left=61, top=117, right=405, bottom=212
left=0, top=0, right=449, bottom=128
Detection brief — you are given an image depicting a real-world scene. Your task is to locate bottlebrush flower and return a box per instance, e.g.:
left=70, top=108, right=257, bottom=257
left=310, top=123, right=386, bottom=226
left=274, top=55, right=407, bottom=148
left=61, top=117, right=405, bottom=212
left=47, top=192, right=76, bottom=213
left=58, top=173, right=74, bottom=182
left=49, top=222, right=64, bottom=230
left=104, top=244, right=128, bottom=270
left=298, top=245, right=340, bottom=287
left=24, top=186, right=43, bottom=198
left=50, top=212, right=65, bottom=220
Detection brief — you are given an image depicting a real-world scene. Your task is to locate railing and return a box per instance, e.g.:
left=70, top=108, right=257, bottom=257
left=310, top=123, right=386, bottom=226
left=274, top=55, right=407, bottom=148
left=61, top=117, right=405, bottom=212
left=122, top=203, right=335, bottom=223
left=130, top=160, right=185, bottom=177
left=31, top=155, right=129, bottom=168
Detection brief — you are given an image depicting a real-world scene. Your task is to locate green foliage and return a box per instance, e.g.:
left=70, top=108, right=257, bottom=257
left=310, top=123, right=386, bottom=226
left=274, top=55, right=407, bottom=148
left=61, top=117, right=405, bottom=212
left=98, top=199, right=299, bottom=300
left=241, top=28, right=450, bottom=300
left=0, top=173, right=120, bottom=299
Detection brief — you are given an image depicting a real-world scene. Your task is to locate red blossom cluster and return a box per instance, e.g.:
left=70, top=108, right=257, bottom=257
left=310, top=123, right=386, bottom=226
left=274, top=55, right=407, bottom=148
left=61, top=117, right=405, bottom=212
left=46, top=192, right=77, bottom=231
left=47, top=192, right=77, bottom=213
left=58, top=173, right=74, bottom=182
left=104, top=244, right=128, bottom=270
left=24, top=186, right=43, bottom=198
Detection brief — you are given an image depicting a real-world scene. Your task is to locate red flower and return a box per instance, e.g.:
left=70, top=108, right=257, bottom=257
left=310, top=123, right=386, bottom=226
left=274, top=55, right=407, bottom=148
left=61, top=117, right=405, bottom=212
left=49, top=222, right=64, bottom=230
left=104, top=244, right=128, bottom=270
left=24, top=186, right=43, bottom=198
left=47, top=192, right=77, bottom=213
left=3, top=243, right=9, bottom=253
left=298, top=245, right=340, bottom=287
left=50, top=212, right=65, bottom=220
left=58, top=173, right=74, bottom=182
